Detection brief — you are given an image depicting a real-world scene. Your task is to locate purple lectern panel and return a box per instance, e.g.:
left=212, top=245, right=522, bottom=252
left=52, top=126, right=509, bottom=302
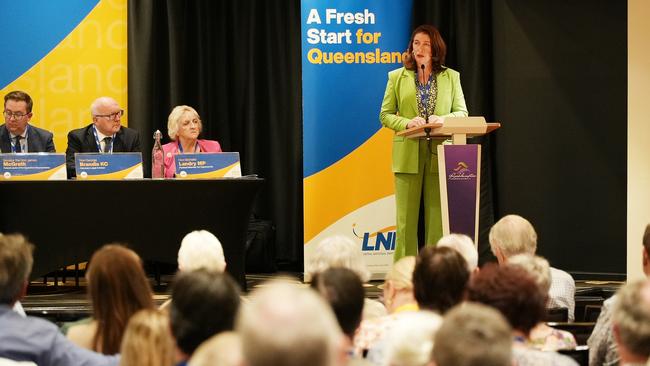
left=443, top=145, right=479, bottom=238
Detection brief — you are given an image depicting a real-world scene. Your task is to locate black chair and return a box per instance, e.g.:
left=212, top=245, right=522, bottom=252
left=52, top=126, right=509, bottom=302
left=559, top=345, right=589, bottom=366
left=583, top=304, right=603, bottom=322
left=545, top=307, right=569, bottom=322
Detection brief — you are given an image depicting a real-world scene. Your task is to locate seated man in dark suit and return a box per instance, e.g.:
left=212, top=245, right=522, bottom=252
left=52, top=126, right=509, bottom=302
left=0, top=234, right=118, bottom=365
left=0, top=91, right=55, bottom=153
left=65, top=96, right=141, bottom=178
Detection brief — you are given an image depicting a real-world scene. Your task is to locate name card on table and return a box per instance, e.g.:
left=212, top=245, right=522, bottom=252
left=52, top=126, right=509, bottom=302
left=1, top=153, right=67, bottom=180
left=75, top=153, right=143, bottom=180
left=175, top=152, right=242, bottom=179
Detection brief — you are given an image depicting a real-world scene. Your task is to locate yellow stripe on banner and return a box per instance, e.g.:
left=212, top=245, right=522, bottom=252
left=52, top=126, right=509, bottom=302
left=80, top=163, right=141, bottom=180
left=0, top=0, right=127, bottom=153
left=176, top=162, right=240, bottom=179
left=2, top=164, right=66, bottom=180
left=304, top=128, right=395, bottom=243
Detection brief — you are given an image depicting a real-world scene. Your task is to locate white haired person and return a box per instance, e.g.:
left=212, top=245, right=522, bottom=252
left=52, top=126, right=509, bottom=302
left=436, top=233, right=479, bottom=274
left=162, top=105, right=221, bottom=178
left=489, top=214, right=576, bottom=321
left=160, top=230, right=226, bottom=310
left=307, top=235, right=386, bottom=320
left=508, top=254, right=577, bottom=351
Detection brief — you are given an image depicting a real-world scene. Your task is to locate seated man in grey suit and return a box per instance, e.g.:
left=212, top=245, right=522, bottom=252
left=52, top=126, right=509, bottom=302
left=0, top=234, right=118, bottom=366
left=0, top=91, right=55, bottom=153
left=65, top=96, right=141, bottom=178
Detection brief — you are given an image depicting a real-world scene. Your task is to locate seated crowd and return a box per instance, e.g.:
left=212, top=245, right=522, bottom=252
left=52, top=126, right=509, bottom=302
left=0, top=216, right=649, bottom=366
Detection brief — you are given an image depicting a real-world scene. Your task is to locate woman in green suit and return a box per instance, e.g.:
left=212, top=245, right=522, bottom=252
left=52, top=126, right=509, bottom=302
left=380, top=25, right=468, bottom=261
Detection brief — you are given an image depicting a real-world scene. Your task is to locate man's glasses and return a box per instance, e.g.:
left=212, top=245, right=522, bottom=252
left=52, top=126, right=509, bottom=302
left=94, top=109, right=124, bottom=121
left=3, top=110, right=29, bottom=120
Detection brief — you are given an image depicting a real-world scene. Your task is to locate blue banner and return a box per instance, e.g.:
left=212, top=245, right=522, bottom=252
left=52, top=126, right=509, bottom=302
left=302, top=0, right=412, bottom=277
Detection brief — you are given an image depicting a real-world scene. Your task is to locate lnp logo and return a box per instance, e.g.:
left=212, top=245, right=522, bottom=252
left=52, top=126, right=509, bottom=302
left=449, top=161, right=477, bottom=181
left=353, top=223, right=396, bottom=251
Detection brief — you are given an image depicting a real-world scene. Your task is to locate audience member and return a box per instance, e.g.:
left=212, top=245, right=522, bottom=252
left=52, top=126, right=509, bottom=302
left=436, top=233, right=479, bottom=274
left=589, top=223, right=650, bottom=366
left=0, top=234, right=118, bottom=365
left=307, top=235, right=386, bottom=320
left=66, top=96, right=141, bottom=178
left=170, top=269, right=241, bottom=365
left=433, top=302, right=512, bottom=366
left=162, top=105, right=222, bottom=178
left=1, top=91, right=55, bottom=153
left=413, top=246, right=469, bottom=314
left=119, top=309, right=174, bottom=366
left=612, top=279, right=650, bottom=365
left=489, top=214, right=576, bottom=321
left=189, top=332, right=243, bottom=366
left=177, top=230, right=226, bottom=272
left=311, top=267, right=365, bottom=342
left=237, top=283, right=346, bottom=366
left=67, top=244, right=155, bottom=355
left=383, top=311, right=441, bottom=366
left=354, top=256, right=418, bottom=355
left=508, top=254, right=577, bottom=351
left=467, top=264, right=577, bottom=365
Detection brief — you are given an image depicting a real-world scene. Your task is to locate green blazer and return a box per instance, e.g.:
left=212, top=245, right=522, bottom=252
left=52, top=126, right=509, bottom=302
left=379, top=67, right=468, bottom=173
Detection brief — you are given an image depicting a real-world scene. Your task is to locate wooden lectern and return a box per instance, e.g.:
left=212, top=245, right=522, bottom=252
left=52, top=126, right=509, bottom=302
left=397, top=117, right=500, bottom=244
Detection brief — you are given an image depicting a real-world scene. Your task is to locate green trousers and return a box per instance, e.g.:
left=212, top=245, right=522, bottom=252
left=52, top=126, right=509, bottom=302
left=393, top=139, right=443, bottom=261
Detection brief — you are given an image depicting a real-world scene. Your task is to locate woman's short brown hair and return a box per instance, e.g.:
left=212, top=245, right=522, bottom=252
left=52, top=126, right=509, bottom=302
left=402, top=24, right=447, bottom=73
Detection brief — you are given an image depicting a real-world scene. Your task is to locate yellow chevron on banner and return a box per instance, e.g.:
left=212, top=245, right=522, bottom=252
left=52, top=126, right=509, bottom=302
left=304, top=128, right=394, bottom=243
left=0, top=0, right=127, bottom=152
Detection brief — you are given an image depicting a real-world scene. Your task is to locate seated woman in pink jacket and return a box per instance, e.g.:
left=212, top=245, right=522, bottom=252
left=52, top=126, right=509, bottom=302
left=163, top=105, right=222, bottom=178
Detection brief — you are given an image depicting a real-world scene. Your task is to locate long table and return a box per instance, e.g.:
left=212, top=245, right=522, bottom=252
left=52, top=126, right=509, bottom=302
left=0, top=178, right=263, bottom=289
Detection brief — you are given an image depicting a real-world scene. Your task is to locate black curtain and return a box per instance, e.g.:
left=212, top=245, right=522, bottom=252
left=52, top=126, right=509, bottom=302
left=412, top=0, right=497, bottom=264
left=128, top=0, right=303, bottom=264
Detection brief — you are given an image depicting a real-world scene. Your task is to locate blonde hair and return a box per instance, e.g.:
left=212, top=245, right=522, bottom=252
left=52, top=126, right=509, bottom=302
left=189, top=332, right=242, bottom=366
left=119, top=309, right=175, bottom=366
left=167, top=105, right=202, bottom=141
left=307, top=235, right=370, bottom=282
left=489, top=215, right=537, bottom=258
left=385, top=256, right=416, bottom=291
left=437, top=234, right=478, bottom=272
left=177, top=230, right=226, bottom=272
left=508, top=254, right=552, bottom=293
left=384, top=311, right=442, bottom=366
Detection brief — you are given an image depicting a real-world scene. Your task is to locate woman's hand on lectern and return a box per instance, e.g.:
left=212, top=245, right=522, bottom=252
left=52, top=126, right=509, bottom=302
left=428, top=115, right=445, bottom=124
left=407, top=116, right=427, bottom=129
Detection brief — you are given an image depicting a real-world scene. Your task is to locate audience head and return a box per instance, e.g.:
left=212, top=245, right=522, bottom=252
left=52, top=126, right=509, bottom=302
left=0, top=234, right=34, bottom=305
left=170, top=269, right=241, bottom=358
left=189, top=331, right=243, bottom=366
left=237, top=283, right=344, bottom=366
left=91, top=97, right=123, bottom=136
left=4, top=91, right=33, bottom=135
left=433, top=303, right=513, bottom=366
left=467, top=263, right=546, bottom=336
left=384, top=311, right=441, bottom=366
left=177, top=230, right=226, bottom=272
left=643, top=224, right=650, bottom=277
left=413, top=246, right=469, bottom=314
left=384, top=256, right=416, bottom=312
left=307, top=235, right=370, bottom=282
left=489, top=214, right=537, bottom=263
left=87, top=244, right=154, bottom=354
left=508, top=254, right=552, bottom=293
left=119, top=309, right=175, bottom=366
left=167, top=105, right=202, bottom=141
left=613, top=279, right=650, bottom=363
left=437, top=233, right=478, bottom=273
left=310, top=267, right=365, bottom=340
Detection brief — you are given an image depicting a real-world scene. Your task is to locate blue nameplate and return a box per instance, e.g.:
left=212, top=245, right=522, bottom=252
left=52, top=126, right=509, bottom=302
left=175, top=152, right=242, bottom=179
left=1, top=153, right=66, bottom=180
left=75, top=152, right=143, bottom=180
